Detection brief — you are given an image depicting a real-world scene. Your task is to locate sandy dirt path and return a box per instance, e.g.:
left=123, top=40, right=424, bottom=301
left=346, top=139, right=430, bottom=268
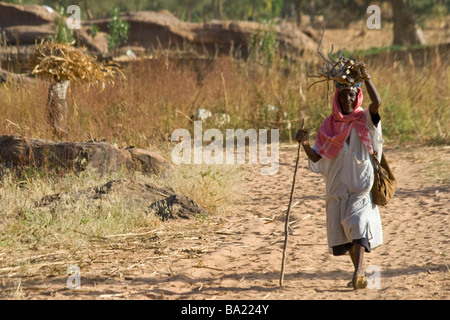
left=1, top=145, right=449, bottom=300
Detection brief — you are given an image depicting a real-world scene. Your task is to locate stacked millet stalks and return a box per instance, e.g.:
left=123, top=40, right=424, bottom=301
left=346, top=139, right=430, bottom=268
left=30, top=40, right=124, bottom=139
left=30, top=40, right=123, bottom=89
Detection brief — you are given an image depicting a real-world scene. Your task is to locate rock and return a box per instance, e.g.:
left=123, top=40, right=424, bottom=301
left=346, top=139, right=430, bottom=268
left=0, top=135, right=170, bottom=176
left=87, top=11, right=193, bottom=52
left=2, top=23, right=55, bottom=45
left=0, top=68, right=34, bottom=84
left=37, top=179, right=174, bottom=207
left=0, top=2, right=106, bottom=54
left=1, top=3, right=316, bottom=61
left=0, top=1, right=59, bottom=28
left=0, top=45, right=36, bottom=73
left=149, top=194, right=209, bottom=221
left=126, top=147, right=170, bottom=175
left=1, top=23, right=107, bottom=56
left=73, top=27, right=109, bottom=55
left=36, top=178, right=207, bottom=222
left=86, top=11, right=316, bottom=59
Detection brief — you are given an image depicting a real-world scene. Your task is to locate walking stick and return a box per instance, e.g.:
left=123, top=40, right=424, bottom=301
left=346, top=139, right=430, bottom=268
left=280, top=119, right=304, bottom=287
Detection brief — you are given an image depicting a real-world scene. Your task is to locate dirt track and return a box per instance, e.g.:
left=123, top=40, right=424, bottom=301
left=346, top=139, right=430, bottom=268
left=0, top=145, right=449, bottom=300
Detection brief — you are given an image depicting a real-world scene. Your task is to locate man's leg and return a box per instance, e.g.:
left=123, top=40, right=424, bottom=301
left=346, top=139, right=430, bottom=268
left=349, top=242, right=367, bottom=289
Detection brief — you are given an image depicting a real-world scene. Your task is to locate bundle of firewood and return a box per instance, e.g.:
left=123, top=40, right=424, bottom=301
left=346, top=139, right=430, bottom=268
left=307, top=27, right=369, bottom=89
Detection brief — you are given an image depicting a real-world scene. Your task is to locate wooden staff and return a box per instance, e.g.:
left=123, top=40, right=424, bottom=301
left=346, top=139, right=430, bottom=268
left=280, top=119, right=304, bottom=287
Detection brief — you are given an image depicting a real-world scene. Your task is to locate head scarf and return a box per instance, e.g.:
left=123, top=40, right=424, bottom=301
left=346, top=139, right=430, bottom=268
left=335, top=81, right=361, bottom=92
left=314, top=86, right=373, bottom=159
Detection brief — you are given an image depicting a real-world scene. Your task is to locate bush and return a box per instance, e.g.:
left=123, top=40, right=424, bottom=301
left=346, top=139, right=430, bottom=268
left=106, top=7, right=130, bottom=52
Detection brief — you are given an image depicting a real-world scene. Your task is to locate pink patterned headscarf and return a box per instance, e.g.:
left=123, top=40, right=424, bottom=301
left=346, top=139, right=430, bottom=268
left=315, top=87, right=373, bottom=159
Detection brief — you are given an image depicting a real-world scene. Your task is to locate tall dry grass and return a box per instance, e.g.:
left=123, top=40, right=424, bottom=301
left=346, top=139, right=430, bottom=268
left=1, top=49, right=448, bottom=147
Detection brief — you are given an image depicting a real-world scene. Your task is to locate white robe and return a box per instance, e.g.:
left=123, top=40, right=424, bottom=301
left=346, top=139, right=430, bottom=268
left=309, top=109, right=384, bottom=251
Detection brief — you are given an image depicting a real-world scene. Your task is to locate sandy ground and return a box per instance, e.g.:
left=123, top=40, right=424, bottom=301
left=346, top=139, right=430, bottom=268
left=1, top=144, right=448, bottom=301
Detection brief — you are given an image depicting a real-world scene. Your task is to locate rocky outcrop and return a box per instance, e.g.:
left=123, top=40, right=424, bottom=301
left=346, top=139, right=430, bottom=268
left=0, top=2, right=58, bottom=28
left=2, top=23, right=55, bottom=45
left=0, top=135, right=170, bottom=175
left=0, top=2, right=316, bottom=61
left=0, top=1, right=108, bottom=55
left=88, top=11, right=317, bottom=59
left=0, top=68, right=34, bottom=84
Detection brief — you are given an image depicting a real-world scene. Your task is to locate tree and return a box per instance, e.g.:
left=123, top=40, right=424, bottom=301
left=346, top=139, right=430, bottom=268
left=392, top=0, right=425, bottom=46
left=292, top=0, right=305, bottom=27
left=212, top=0, right=222, bottom=19
left=183, top=0, right=209, bottom=21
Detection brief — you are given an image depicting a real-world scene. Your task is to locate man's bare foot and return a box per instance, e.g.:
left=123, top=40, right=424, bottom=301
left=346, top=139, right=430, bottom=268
left=352, top=273, right=368, bottom=290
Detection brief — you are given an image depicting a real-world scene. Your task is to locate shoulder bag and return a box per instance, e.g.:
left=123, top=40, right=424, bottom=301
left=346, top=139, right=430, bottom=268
left=371, top=152, right=396, bottom=206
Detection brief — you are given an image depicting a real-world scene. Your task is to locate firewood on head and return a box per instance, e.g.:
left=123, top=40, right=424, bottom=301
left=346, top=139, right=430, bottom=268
left=306, top=26, right=367, bottom=90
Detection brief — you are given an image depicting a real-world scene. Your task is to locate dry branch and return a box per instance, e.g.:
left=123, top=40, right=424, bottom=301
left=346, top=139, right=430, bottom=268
left=280, top=119, right=304, bottom=287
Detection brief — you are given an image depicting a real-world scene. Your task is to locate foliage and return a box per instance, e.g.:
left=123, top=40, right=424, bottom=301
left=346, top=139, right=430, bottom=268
left=53, top=5, right=75, bottom=44
left=106, top=7, right=130, bottom=51
left=2, top=0, right=448, bottom=25
left=89, top=25, right=100, bottom=39
left=248, top=20, right=279, bottom=66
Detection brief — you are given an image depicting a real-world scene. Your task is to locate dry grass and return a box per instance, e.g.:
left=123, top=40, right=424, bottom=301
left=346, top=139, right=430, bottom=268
left=1, top=47, right=448, bottom=146
left=0, top=159, right=245, bottom=251
left=0, top=166, right=150, bottom=249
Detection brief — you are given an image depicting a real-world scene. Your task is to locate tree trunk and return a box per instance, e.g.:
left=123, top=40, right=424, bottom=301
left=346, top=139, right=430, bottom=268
left=392, top=0, right=425, bottom=46
left=186, top=7, right=192, bottom=22
left=308, top=0, right=315, bottom=25
left=217, top=0, right=222, bottom=19
left=212, top=0, right=218, bottom=19
left=47, top=80, right=70, bottom=140
left=296, top=0, right=304, bottom=27
left=84, top=0, right=93, bottom=20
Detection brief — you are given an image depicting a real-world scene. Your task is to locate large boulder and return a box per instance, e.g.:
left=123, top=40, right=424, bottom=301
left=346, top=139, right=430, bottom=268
left=0, top=67, right=34, bottom=84
left=0, top=2, right=107, bottom=55
left=0, top=135, right=171, bottom=175
left=0, top=1, right=59, bottom=28
left=87, top=11, right=194, bottom=52
left=2, top=23, right=55, bottom=45
left=73, top=27, right=109, bottom=55
left=87, top=11, right=316, bottom=59
left=190, top=20, right=317, bottom=58
left=0, top=2, right=317, bottom=62
left=126, top=147, right=170, bottom=175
